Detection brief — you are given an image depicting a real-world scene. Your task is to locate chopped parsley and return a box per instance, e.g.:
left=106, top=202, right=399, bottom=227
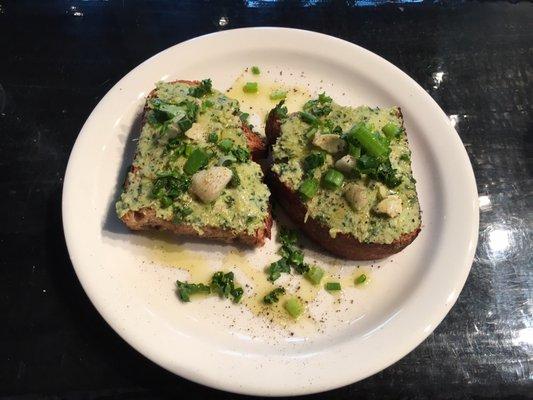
left=303, top=92, right=332, bottom=117
left=266, top=259, right=290, bottom=282
left=176, top=271, right=244, bottom=303
left=263, top=287, right=286, bottom=304
left=152, top=171, right=191, bottom=208
left=303, top=151, right=326, bottom=173
left=176, top=281, right=211, bottom=302
left=188, top=79, right=212, bottom=98
left=148, top=98, right=198, bottom=133
left=356, top=154, right=402, bottom=188
left=239, top=112, right=250, bottom=123
left=211, top=271, right=244, bottom=303
left=273, top=100, right=288, bottom=119
left=231, top=146, right=251, bottom=163
left=266, top=228, right=310, bottom=282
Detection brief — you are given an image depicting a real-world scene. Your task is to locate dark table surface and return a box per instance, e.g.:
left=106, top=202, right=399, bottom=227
left=1, top=0, right=532, bottom=399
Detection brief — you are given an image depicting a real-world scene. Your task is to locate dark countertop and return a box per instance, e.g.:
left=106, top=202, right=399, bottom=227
left=1, top=1, right=531, bottom=399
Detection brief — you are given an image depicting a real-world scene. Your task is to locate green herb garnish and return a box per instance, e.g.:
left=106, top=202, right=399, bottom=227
left=284, top=297, right=303, bottom=319
left=382, top=122, right=401, bottom=139
left=183, top=148, right=209, bottom=175
left=266, top=259, right=290, bottom=282
left=251, top=66, right=260, bottom=75
left=269, top=89, right=287, bottom=101
left=322, top=169, right=344, bottom=190
left=356, top=155, right=401, bottom=188
left=344, top=123, right=390, bottom=158
left=302, top=151, right=325, bottom=172
left=243, top=82, right=258, bottom=93
left=325, top=282, right=341, bottom=292
left=355, top=274, right=367, bottom=284
left=304, top=265, right=324, bottom=285
left=211, top=271, right=244, bottom=303
left=298, top=178, right=319, bottom=200
left=188, top=79, right=212, bottom=98
left=303, top=92, right=332, bottom=117
left=239, top=112, right=249, bottom=123
left=299, top=111, right=318, bottom=126
left=217, top=139, right=234, bottom=153
left=231, top=146, right=250, bottom=163
left=152, top=172, right=191, bottom=207
left=228, top=167, right=240, bottom=187
left=176, top=281, right=211, bottom=302
left=273, top=100, right=288, bottom=119
left=148, top=99, right=198, bottom=133
left=263, top=287, right=286, bottom=304
left=208, top=132, right=218, bottom=143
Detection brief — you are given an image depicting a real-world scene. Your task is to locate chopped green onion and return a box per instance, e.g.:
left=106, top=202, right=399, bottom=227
left=304, top=265, right=324, bottom=285
left=347, top=124, right=389, bottom=158
left=299, top=111, right=318, bottom=125
left=208, top=132, right=218, bottom=143
left=184, top=144, right=195, bottom=157
left=355, top=273, right=367, bottom=284
left=183, top=148, right=208, bottom=175
left=217, top=139, right=234, bottom=153
left=322, top=169, right=344, bottom=190
left=382, top=123, right=401, bottom=139
left=251, top=66, right=260, bottom=75
left=243, top=82, right=258, bottom=93
left=298, top=178, right=319, bottom=200
left=269, top=89, right=287, bottom=101
left=325, top=282, right=341, bottom=291
left=284, top=297, right=303, bottom=319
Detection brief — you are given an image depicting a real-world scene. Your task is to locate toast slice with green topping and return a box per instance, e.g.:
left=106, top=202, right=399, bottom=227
left=116, top=80, right=271, bottom=246
left=266, top=95, right=421, bottom=259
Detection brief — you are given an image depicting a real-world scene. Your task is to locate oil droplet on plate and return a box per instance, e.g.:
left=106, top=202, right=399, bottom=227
left=226, top=69, right=311, bottom=134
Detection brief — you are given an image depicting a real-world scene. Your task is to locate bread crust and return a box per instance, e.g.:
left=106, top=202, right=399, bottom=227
left=265, top=109, right=420, bottom=260
left=119, top=80, right=271, bottom=246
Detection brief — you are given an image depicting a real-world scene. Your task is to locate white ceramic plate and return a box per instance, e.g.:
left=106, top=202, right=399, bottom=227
left=62, top=28, right=479, bottom=396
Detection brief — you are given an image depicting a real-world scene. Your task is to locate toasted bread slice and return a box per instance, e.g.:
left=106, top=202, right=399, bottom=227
left=116, top=80, right=271, bottom=246
left=266, top=98, right=421, bottom=259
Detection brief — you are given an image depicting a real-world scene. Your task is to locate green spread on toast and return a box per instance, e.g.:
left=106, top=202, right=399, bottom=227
left=116, top=80, right=270, bottom=235
left=271, top=95, right=420, bottom=244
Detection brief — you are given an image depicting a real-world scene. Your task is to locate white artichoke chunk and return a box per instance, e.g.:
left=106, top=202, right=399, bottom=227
left=344, top=183, right=368, bottom=210
left=191, top=166, right=233, bottom=203
left=312, top=133, right=345, bottom=154
left=184, top=122, right=206, bottom=142
left=374, top=194, right=403, bottom=218
left=335, top=155, right=357, bottom=173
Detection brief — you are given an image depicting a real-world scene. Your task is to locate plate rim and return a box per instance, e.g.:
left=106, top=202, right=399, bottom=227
left=62, top=27, right=479, bottom=396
